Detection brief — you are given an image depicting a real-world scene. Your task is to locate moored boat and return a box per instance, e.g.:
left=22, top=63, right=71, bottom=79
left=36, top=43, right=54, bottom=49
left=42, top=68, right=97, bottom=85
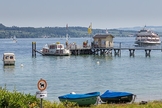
left=58, top=92, right=100, bottom=106
left=135, top=26, right=161, bottom=45
left=11, top=36, right=17, bottom=43
left=41, top=42, right=71, bottom=56
left=3, top=53, right=16, bottom=65
left=100, top=90, right=135, bottom=103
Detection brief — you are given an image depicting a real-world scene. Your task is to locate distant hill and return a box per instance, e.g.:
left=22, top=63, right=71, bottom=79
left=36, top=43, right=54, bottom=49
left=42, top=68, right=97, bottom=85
left=0, top=23, right=162, bottom=38
left=118, top=26, right=162, bottom=32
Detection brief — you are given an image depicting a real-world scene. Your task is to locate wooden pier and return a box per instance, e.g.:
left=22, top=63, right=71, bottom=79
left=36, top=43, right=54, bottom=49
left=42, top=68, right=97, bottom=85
left=32, top=42, right=162, bottom=57
left=70, top=47, right=162, bottom=57
left=70, top=46, right=93, bottom=55
left=92, top=47, right=162, bottom=57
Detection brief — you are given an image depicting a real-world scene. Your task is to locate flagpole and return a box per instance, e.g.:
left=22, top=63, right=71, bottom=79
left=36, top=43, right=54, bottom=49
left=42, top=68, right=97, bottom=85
left=66, top=24, right=68, bottom=41
left=88, top=23, right=92, bottom=47
left=65, top=24, right=68, bottom=48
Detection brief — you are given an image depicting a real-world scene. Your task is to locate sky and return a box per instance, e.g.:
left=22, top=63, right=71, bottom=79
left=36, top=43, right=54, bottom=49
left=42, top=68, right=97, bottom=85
left=0, top=0, right=162, bottom=29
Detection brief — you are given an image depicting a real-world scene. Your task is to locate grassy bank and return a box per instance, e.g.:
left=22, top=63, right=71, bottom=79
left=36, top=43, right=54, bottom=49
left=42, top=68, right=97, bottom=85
left=1, top=87, right=162, bottom=108
left=93, top=101, right=162, bottom=108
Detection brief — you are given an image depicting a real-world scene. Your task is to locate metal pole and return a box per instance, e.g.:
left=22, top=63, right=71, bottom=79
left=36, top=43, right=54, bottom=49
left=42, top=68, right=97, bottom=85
left=40, top=98, right=43, bottom=108
left=161, top=43, right=162, bottom=52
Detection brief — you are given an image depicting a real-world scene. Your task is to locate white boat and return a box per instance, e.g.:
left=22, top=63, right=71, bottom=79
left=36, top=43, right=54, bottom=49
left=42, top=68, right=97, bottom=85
left=41, top=42, right=71, bottom=56
left=3, top=53, right=16, bottom=65
left=135, top=26, right=161, bottom=45
left=11, top=36, right=17, bottom=43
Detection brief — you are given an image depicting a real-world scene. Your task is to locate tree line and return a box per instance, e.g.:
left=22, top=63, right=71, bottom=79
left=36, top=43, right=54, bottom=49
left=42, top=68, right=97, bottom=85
left=0, top=23, right=137, bottom=38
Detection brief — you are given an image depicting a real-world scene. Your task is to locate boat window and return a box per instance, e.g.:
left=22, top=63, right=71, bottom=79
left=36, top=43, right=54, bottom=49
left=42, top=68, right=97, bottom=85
left=10, top=56, right=13, bottom=59
left=50, top=45, right=55, bottom=49
left=57, top=45, right=62, bottom=48
left=56, top=50, right=59, bottom=53
left=60, top=50, right=63, bottom=54
left=5, top=56, right=9, bottom=59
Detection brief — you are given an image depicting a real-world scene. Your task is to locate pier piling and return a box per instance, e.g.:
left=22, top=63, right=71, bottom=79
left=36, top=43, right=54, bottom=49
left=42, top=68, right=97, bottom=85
left=114, top=49, right=121, bottom=56
left=32, top=42, right=36, bottom=57
left=129, top=49, right=135, bottom=57
left=145, top=49, right=151, bottom=57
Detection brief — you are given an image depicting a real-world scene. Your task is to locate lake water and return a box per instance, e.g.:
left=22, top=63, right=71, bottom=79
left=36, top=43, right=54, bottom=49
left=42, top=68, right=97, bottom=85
left=0, top=37, right=162, bottom=102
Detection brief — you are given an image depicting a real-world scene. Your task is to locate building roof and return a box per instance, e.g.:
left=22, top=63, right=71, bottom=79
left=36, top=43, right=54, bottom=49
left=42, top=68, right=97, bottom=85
left=93, top=34, right=114, bottom=38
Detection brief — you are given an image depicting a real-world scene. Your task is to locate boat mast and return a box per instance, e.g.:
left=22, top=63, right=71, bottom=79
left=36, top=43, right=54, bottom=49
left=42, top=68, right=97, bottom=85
left=66, top=24, right=69, bottom=41
left=143, top=25, right=146, bottom=30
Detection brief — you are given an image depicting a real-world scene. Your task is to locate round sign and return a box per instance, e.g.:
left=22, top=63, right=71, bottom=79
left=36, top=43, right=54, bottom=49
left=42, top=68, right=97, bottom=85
left=37, top=78, right=47, bottom=91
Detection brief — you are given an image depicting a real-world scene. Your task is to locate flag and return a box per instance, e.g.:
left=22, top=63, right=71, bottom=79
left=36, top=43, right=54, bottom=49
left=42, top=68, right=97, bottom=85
left=88, top=23, right=92, bottom=34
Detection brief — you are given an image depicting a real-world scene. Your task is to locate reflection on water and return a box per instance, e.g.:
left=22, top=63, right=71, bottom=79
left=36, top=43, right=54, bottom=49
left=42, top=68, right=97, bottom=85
left=3, top=66, right=15, bottom=72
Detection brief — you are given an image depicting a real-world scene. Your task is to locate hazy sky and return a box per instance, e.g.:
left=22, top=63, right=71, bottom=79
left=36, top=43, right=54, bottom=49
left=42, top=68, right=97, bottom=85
left=0, top=0, right=162, bottom=29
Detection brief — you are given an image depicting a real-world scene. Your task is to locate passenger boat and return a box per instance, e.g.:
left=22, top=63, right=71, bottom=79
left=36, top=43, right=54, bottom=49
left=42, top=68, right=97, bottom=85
left=100, top=90, right=136, bottom=103
left=58, top=92, right=100, bottom=106
left=41, top=42, right=71, bottom=56
left=3, top=53, right=16, bottom=65
left=135, top=26, right=161, bottom=45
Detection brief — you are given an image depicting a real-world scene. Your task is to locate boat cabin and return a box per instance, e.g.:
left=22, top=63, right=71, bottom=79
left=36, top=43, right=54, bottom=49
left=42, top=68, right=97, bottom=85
left=41, top=42, right=71, bottom=56
left=92, top=34, right=114, bottom=48
left=42, top=43, right=65, bottom=53
left=3, top=53, right=16, bottom=65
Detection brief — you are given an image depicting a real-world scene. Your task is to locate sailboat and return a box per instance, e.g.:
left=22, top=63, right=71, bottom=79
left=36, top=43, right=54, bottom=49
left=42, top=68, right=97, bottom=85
left=66, top=33, right=70, bottom=41
left=65, top=24, right=70, bottom=41
left=12, top=36, right=17, bottom=43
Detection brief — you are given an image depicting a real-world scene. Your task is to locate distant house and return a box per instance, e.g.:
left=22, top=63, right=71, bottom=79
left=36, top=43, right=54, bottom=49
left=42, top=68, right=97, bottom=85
left=92, top=34, right=114, bottom=48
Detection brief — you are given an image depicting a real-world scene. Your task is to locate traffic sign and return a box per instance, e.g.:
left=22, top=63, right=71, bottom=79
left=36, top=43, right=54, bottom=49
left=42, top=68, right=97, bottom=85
left=37, top=78, right=47, bottom=91
left=36, top=91, right=47, bottom=98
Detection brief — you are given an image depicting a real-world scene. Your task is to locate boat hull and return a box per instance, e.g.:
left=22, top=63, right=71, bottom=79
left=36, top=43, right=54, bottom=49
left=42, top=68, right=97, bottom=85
left=58, top=92, right=100, bottom=106
left=42, top=53, right=70, bottom=56
left=100, top=94, right=133, bottom=103
left=3, top=61, right=15, bottom=65
left=59, top=96, right=98, bottom=106
left=135, top=41, right=161, bottom=45
left=100, top=90, right=134, bottom=103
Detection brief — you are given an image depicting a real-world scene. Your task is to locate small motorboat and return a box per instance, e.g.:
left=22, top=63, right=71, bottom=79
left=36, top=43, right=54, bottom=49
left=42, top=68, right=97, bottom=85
left=2, top=53, right=16, bottom=66
left=100, top=90, right=136, bottom=103
left=41, top=42, right=71, bottom=56
left=58, top=92, right=100, bottom=106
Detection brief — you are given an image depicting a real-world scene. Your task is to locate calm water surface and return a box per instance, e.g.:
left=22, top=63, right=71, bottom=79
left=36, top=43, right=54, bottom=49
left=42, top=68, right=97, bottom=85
left=0, top=37, right=162, bottom=102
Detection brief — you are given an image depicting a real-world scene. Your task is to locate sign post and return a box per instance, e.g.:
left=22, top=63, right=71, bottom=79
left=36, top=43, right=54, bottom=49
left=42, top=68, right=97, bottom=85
left=36, top=78, right=47, bottom=108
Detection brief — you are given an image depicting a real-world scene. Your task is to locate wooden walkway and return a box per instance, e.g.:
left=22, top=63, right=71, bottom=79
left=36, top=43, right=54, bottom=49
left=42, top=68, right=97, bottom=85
left=70, top=46, right=162, bottom=57
left=70, top=47, right=92, bottom=55
left=32, top=42, right=162, bottom=57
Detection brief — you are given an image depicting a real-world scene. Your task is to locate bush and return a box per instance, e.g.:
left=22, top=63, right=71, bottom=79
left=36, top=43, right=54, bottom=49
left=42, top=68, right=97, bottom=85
left=0, top=87, right=39, bottom=108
